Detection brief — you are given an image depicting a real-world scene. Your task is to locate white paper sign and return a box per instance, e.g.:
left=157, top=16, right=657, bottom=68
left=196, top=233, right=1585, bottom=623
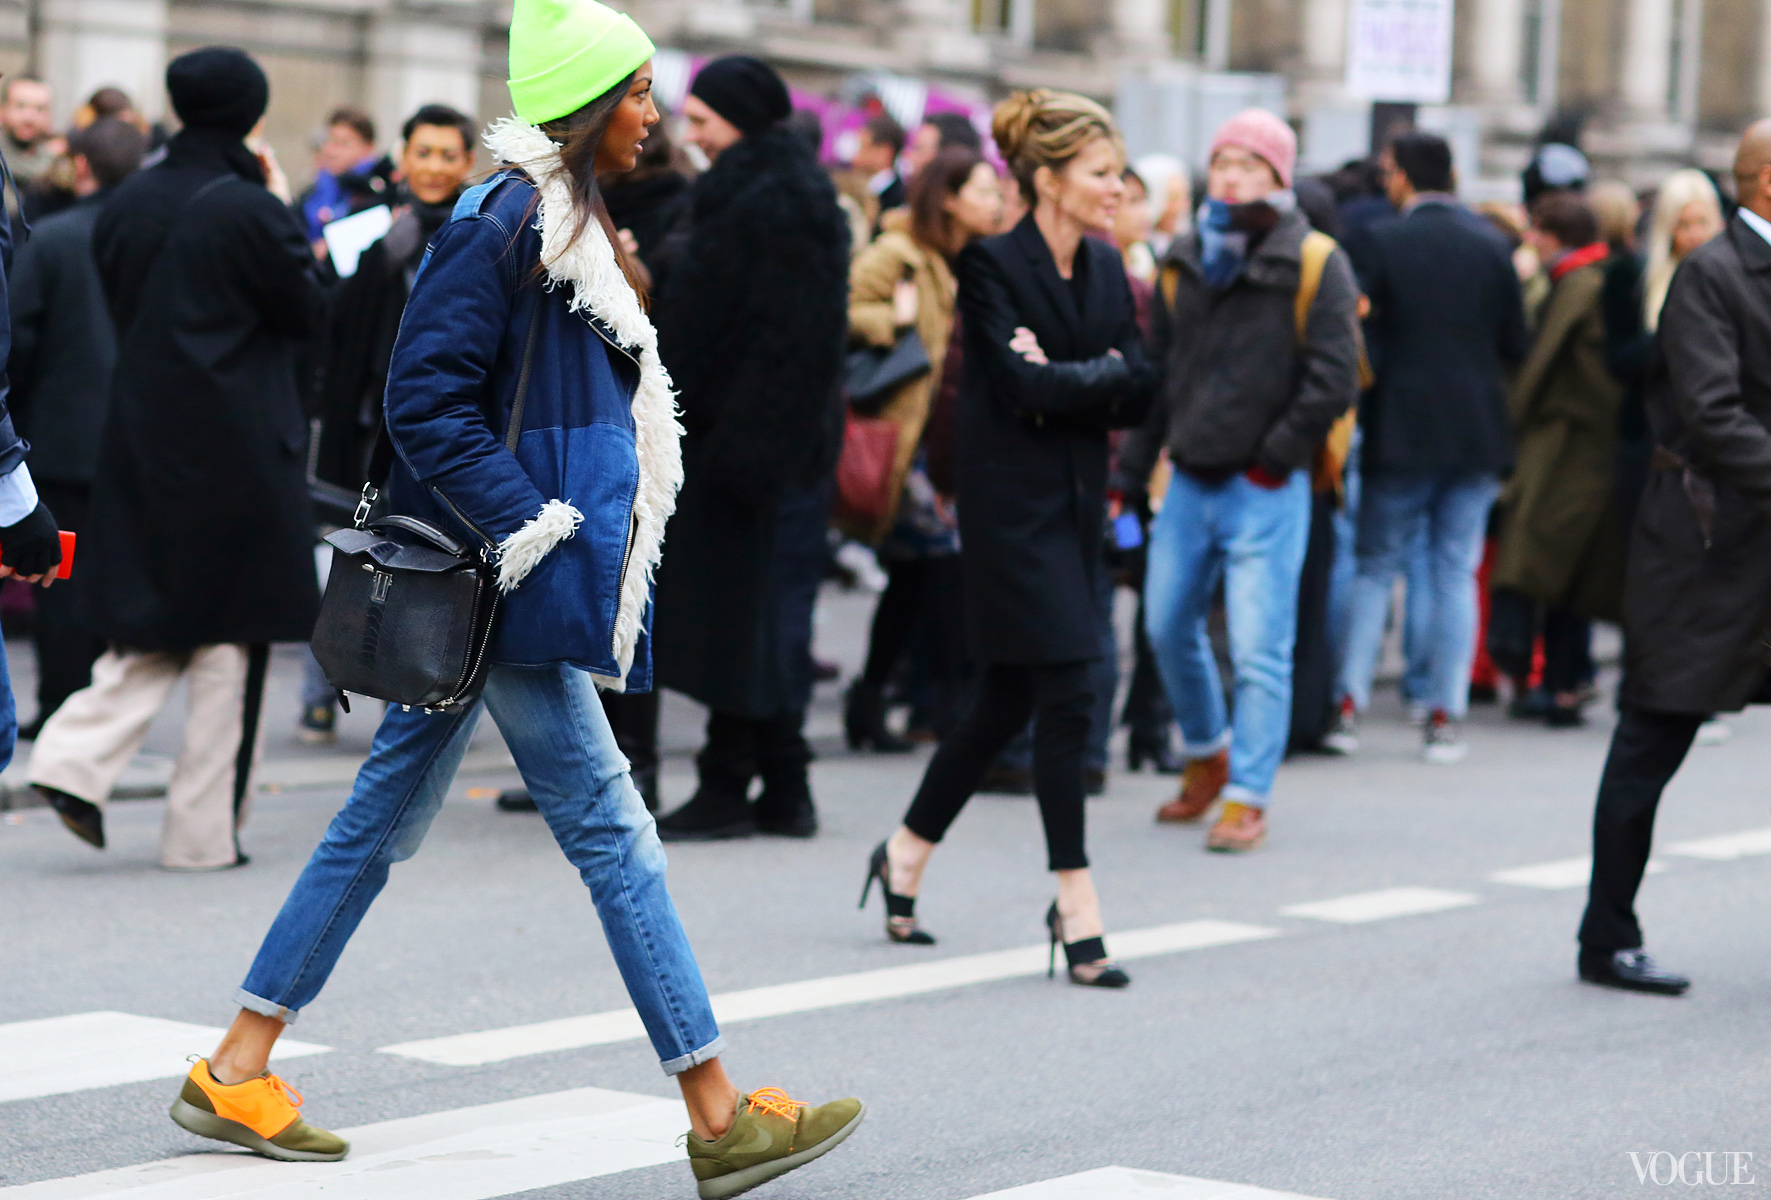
left=322, top=204, right=394, bottom=278
left=1345, top=0, right=1455, bottom=104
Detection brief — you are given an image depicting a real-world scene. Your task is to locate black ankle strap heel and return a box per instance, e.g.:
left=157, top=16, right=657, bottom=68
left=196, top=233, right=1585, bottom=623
left=1045, top=901, right=1131, bottom=989
left=860, top=840, right=936, bottom=945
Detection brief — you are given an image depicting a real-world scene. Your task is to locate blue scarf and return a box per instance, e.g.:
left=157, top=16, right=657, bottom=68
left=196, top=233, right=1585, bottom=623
left=1196, top=190, right=1297, bottom=290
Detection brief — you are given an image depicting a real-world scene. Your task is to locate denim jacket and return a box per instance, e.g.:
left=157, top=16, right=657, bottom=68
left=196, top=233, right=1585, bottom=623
left=381, top=170, right=659, bottom=688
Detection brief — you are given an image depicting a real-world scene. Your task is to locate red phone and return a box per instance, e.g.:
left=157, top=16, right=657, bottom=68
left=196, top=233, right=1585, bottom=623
left=0, top=531, right=77, bottom=579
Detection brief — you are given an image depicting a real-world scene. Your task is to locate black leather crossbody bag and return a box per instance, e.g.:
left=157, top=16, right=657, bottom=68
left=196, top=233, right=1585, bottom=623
left=310, top=303, right=540, bottom=712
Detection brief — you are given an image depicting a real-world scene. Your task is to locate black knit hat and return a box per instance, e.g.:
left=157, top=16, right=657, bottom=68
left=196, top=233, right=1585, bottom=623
left=688, top=55, right=791, bottom=136
left=167, top=47, right=269, bottom=139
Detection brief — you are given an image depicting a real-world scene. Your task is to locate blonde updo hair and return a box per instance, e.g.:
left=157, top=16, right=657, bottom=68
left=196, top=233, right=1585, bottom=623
left=992, top=89, right=1123, bottom=206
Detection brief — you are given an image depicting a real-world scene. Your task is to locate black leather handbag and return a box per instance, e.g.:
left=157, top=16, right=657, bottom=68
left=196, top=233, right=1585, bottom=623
left=310, top=307, right=539, bottom=712
left=843, top=329, right=931, bottom=415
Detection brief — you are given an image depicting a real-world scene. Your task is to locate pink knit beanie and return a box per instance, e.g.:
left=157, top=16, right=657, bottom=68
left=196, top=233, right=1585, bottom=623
left=1209, top=109, right=1297, bottom=189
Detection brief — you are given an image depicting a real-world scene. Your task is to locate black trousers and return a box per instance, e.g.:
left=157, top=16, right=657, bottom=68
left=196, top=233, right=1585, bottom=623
left=1578, top=707, right=1704, bottom=951
left=698, top=708, right=811, bottom=810
left=1488, top=588, right=1592, bottom=694
left=31, top=480, right=104, bottom=726
left=600, top=690, right=658, bottom=775
left=860, top=556, right=965, bottom=690
left=903, top=660, right=1093, bottom=871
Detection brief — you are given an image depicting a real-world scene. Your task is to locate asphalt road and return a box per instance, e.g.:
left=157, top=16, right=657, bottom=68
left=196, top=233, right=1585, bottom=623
left=3, top=587, right=1770, bottom=1200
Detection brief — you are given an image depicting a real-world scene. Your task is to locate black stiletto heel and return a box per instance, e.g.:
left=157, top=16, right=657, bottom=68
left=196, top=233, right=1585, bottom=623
left=861, top=840, right=936, bottom=945
left=1044, top=901, right=1130, bottom=988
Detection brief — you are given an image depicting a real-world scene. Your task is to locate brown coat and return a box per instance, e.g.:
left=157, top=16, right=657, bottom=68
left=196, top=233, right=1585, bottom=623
left=1493, top=260, right=1626, bottom=619
left=842, top=210, right=958, bottom=542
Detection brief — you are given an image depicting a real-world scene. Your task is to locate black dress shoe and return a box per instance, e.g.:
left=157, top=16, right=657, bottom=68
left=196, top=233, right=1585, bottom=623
left=1084, top=768, right=1107, bottom=797
left=1579, top=949, right=1690, bottom=996
left=656, top=788, right=756, bottom=842
left=495, top=789, right=538, bottom=813
left=37, top=784, right=103, bottom=849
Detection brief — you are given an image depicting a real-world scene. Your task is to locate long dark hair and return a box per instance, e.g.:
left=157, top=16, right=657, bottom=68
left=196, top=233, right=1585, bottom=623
left=907, top=146, right=985, bottom=258
left=529, top=71, right=649, bottom=303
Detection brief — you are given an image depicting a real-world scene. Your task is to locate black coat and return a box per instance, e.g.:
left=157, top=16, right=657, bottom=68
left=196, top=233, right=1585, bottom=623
left=956, top=217, right=1155, bottom=665
left=1361, top=200, right=1527, bottom=475
left=8, top=192, right=115, bottom=484
left=604, top=170, right=692, bottom=276
left=1621, top=217, right=1771, bottom=715
left=651, top=125, right=850, bottom=715
left=87, top=130, right=324, bottom=650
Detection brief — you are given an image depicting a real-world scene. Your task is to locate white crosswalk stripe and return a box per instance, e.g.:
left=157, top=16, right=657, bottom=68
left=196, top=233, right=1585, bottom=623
left=1489, top=857, right=1667, bottom=890
left=0, top=1013, right=329, bottom=1105
left=378, top=919, right=1281, bottom=1066
left=1280, top=887, right=1480, bottom=924
left=0, top=1085, right=684, bottom=1199
left=1664, top=826, right=1771, bottom=861
left=974, top=1167, right=1331, bottom=1198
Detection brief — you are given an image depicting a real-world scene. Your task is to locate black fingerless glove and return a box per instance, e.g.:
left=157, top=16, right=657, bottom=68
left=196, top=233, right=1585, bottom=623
left=0, top=501, right=61, bottom=577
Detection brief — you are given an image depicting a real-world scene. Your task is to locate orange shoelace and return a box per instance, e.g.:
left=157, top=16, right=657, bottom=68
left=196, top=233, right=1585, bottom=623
left=262, top=1075, right=304, bottom=1110
left=746, top=1088, right=804, bottom=1121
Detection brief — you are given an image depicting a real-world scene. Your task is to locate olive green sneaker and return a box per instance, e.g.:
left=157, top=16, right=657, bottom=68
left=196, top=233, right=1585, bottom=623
left=686, top=1088, right=864, bottom=1199
left=169, top=1059, right=348, bottom=1162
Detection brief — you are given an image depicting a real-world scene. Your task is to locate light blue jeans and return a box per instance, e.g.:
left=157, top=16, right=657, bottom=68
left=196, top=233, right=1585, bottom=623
left=1336, top=470, right=1501, bottom=721
left=1328, top=437, right=1431, bottom=705
left=238, top=663, right=723, bottom=1075
left=1145, top=469, right=1312, bottom=805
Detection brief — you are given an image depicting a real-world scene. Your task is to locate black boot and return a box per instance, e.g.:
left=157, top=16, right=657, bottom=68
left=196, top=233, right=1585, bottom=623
left=844, top=681, right=913, bottom=753
left=656, top=784, right=755, bottom=841
left=754, top=710, right=818, bottom=837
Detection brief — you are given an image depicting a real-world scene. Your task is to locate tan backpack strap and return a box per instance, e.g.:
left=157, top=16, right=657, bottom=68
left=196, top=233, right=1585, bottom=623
left=1294, top=229, right=1335, bottom=343
left=1159, top=263, right=1180, bottom=311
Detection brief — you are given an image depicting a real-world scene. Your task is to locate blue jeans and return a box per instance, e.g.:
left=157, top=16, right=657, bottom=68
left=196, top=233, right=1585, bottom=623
left=238, top=663, right=723, bottom=1076
left=1145, top=470, right=1312, bottom=805
left=1329, top=439, right=1431, bottom=706
left=1336, top=470, right=1500, bottom=721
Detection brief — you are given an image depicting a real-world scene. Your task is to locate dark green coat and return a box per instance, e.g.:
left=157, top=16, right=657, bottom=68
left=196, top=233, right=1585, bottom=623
left=1493, top=260, right=1625, bottom=620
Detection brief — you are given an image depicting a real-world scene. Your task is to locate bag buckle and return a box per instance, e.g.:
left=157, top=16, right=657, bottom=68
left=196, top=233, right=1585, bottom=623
left=353, top=484, right=378, bottom=529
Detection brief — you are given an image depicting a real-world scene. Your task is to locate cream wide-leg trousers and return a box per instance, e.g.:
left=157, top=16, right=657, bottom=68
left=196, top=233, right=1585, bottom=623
left=29, top=644, right=271, bottom=870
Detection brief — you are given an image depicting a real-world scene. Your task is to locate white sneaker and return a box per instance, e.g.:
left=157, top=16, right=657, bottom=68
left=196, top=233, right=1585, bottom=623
left=1695, top=719, right=1732, bottom=747
left=1321, top=699, right=1359, bottom=755
left=1423, top=712, right=1468, bottom=764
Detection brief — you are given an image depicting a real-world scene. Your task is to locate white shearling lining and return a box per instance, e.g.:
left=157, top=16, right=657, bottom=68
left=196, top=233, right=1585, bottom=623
left=497, top=499, right=584, bottom=593
left=483, top=119, right=685, bottom=690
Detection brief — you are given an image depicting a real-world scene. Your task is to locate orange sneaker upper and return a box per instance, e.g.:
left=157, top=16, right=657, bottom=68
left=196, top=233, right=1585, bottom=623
left=187, top=1060, right=304, bottom=1138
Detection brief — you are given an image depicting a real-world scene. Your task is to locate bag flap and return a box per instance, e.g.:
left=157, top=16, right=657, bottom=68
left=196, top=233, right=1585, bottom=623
left=323, top=525, right=474, bottom=573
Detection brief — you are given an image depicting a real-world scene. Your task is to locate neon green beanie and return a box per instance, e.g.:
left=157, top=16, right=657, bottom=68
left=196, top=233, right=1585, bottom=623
left=508, top=0, right=655, bottom=126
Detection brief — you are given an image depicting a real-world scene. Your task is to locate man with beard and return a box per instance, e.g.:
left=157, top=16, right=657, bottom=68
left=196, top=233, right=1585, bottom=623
left=651, top=55, right=849, bottom=840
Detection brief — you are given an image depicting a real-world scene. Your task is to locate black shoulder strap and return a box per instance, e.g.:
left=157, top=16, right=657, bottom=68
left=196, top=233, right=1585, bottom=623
left=357, top=287, right=543, bottom=526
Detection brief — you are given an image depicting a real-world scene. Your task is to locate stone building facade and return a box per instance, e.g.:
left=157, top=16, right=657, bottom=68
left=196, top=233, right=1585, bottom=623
left=5, top=0, right=1765, bottom=192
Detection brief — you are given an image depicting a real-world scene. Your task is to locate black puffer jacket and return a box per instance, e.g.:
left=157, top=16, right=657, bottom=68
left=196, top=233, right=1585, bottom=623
left=1118, top=207, right=1361, bottom=493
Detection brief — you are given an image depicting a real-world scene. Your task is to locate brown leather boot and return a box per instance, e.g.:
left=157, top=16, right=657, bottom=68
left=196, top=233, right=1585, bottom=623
left=1155, top=750, right=1228, bottom=823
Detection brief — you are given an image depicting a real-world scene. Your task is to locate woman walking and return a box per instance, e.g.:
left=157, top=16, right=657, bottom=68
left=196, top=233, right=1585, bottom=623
left=861, top=91, right=1155, bottom=985
left=163, top=4, right=862, bottom=1196
left=841, top=147, right=1002, bottom=750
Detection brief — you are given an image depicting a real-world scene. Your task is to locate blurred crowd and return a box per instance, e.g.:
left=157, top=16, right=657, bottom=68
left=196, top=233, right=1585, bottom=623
left=0, top=62, right=1752, bottom=871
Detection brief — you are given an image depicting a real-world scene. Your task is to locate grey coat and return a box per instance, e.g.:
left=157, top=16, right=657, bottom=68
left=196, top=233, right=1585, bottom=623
left=8, top=192, right=114, bottom=483
left=1118, top=207, right=1361, bottom=494
left=1621, top=217, right=1771, bottom=714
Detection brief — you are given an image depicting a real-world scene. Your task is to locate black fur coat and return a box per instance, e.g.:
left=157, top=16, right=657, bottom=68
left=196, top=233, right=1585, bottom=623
left=651, top=124, right=850, bottom=716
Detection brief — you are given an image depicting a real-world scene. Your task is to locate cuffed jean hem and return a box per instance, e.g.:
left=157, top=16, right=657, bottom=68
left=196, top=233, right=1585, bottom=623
left=1182, top=730, right=1232, bottom=758
left=235, top=987, right=297, bottom=1024
left=660, top=1034, right=727, bottom=1077
left=1223, top=785, right=1268, bottom=807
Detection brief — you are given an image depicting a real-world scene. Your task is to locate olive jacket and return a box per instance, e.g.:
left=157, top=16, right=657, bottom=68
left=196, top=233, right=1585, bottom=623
left=1492, top=257, right=1625, bottom=620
